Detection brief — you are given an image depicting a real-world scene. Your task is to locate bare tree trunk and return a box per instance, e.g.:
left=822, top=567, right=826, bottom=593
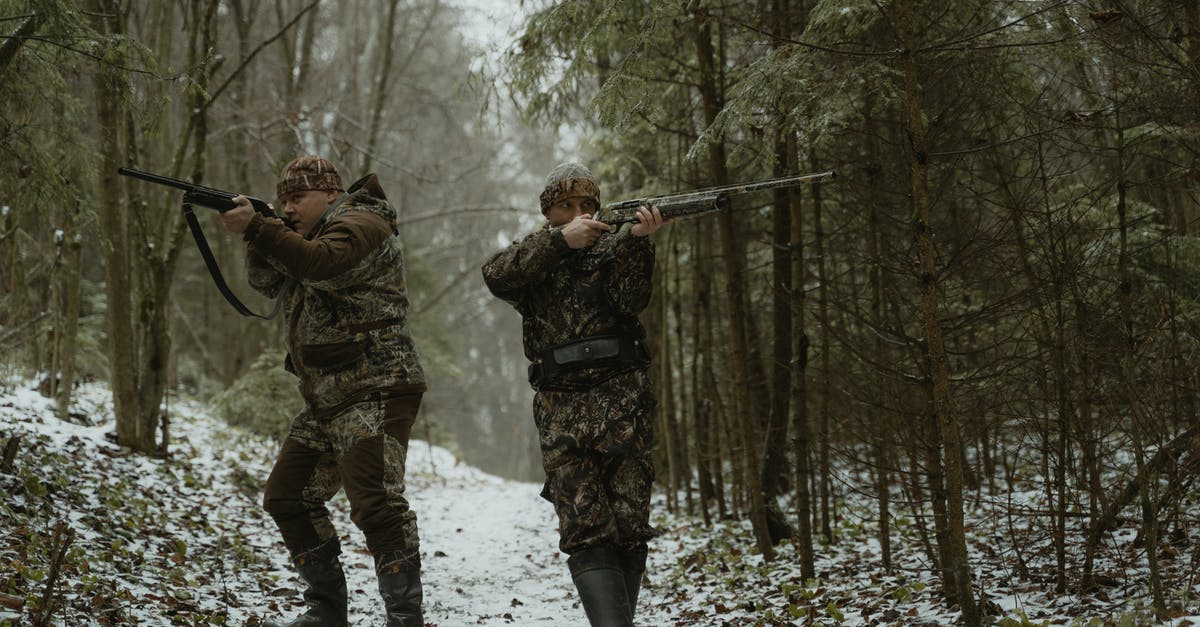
left=905, top=437, right=939, bottom=569
left=363, top=0, right=401, bottom=172
left=864, top=109, right=892, bottom=570
left=670, top=233, right=694, bottom=515
left=711, top=254, right=739, bottom=517
left=655, top=252, right=678, bottom=513
left=1051, top=361, right=1069, bottom=593
left=786, top=134, right=814, bottom=579
left=898, top=0, right=977, bottom=620
left=1114, top=124, right=1167, bottom=617
left=276, top=0, right=319, bottom=160
left=3, top=203, right=36, bottom=370
left=762, top=132, right=793, bottom=543
left=812, top=145, right=834, bottom=542
left=1004, top=145, right=1081, bottom=591
left=692, top=6, right=773, bottom=560
left=920, top=394, right=954, bottom=597
left=89, top=0, right=143, bottom=447
left=363, top=0, right=441, bottom=172
left=1182, top=3, right=1200, bottom=429
left=225, top=0, right=266, bottom=384
left=56, top=197, right=83, bottom=420
left=47, top=222, right=62, bottom=400
left=692, top=252, right=714, bottom=525
left=1184, top=0, right=1200, bottom=235
left=695, top=218, right=726, bottom=521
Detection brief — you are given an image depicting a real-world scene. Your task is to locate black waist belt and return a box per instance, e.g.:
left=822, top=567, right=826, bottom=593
left=528, top=334, right=649, bottom=389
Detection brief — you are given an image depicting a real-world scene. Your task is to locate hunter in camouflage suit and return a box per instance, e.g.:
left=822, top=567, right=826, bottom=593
left=482, top=163, right=667, bottom=627
left=218, top=156, right=426, bottom=627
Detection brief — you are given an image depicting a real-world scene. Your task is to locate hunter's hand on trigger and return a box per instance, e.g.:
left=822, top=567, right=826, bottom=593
left=561, top=213, right=612, bottom=249
left=218, top=196, right=256, bottom=235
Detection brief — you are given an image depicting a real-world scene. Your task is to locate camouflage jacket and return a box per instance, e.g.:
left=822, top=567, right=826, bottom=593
left=244, top=174, right=426, bottom=417
left=481, top=223, right=655, bottom=388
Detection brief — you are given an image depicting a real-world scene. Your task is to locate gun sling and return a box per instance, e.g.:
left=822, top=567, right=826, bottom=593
left=528, top=334, right=649, bottom=388
left=179, top=180, right=356, bottom=319
left=182, top=200, right=290, bottom=320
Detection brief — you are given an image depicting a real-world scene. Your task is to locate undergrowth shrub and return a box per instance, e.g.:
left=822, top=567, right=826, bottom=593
left=208, top=350, right=297, bottom=439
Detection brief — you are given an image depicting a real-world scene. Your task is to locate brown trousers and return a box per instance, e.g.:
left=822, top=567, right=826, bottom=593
left=263, top=393, right=422, bottom=560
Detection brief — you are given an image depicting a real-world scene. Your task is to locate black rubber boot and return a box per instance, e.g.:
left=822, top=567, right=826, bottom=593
left=264, top=537, right=348, bottom=627
left=568, top=547, right=633, bottom=627
left=376, top=548, right=424, bottom=627
left=618, top=547, right=647, bottom=622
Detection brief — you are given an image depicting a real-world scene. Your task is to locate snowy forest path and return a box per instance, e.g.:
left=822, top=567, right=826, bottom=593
left=289, top=439, right=593, bottom=626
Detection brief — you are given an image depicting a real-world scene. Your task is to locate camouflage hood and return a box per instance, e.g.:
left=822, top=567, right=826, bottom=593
left=311, top=173, right=398, bottom=237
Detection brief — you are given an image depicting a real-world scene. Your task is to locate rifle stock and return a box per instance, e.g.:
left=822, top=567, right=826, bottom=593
left=595, top=169, right=837, bottom=225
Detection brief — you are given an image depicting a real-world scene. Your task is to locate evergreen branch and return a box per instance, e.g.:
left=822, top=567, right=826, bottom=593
left=1, top=33, right=166, bottom=76
left=0, top=12, right=40, bottom=70
left=928, top=125, right=1071, bottom=158
left=718, top=14, right=900, bottom=58
left=720, top=1, right=1087, bottom=58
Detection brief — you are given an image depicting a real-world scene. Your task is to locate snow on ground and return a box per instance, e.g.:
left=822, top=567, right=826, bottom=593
left=0, top=378, right=599, bottom=626
left=3, top=377, right=1200, bottom=626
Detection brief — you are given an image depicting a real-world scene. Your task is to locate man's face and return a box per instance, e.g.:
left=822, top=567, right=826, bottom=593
left=281, top=189, right=338, bottom=237
left=545, top=196, right=598, bottom=227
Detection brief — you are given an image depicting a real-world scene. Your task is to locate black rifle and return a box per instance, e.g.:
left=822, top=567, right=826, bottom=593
left=117, top=167, right=278, bottom=218
left=117, top=166, right=288, bottom=319
left=594, top=170, right=837, bottom=225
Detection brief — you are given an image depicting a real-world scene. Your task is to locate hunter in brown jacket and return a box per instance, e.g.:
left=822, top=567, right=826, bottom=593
left=219, top=156, right=426, bottom=627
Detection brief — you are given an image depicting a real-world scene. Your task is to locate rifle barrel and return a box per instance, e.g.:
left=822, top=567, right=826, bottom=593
left=601, top=169, right=836, bottom=211
left=659, top=170, right=836, bottom=201
left=117, top=166, right=273, bottom=216
left=116, top=167, right=195, bottom=192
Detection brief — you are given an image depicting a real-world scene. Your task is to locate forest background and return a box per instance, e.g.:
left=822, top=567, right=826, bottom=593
left=2, top=0, right=1200, bottom=625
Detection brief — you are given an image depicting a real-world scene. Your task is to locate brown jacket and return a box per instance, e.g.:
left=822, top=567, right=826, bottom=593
left=244, top=174, right=426, bottom=417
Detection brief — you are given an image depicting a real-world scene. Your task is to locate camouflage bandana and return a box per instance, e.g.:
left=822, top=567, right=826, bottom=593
left=539, top=162, right=600, bottom=215
left=276, top=156, right=345, bottom=199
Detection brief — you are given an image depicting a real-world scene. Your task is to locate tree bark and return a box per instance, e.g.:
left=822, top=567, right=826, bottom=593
left=89, top=0, right=143, bottom=448
left=898, top=0, right=977, bottom=620
left=692, top=6, right=774, bottom=560
left=1114, top=121, right=1167, bottom=616
left=1185, top=0, right=1200, bottom=235
left=56, top=197, right=83, bottom=421
left=812, top=143, right=834, bottom=542
left=654, top=248, right=678, bottom=513
left=694, top=218, right=724, bottom=522
left=785, top=133, right=815, bottom=579
left=762, top=131, right=793, bottom=543
left=363, top=0, right=401, bottom=172
left=670, top=232, right=694, bottom=515
left=864, top=99, right=892, bottom=570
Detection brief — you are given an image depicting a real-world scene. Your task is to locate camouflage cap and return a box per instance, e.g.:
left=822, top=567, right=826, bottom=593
left=539, top=162, right=600, bottom=215
left=276, top=156, right=344, bottom=198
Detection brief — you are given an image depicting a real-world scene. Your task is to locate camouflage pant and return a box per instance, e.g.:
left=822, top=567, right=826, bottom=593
left=534, top=369, right=657, bottom=555
left=264, top=393, right=422, bottom=563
